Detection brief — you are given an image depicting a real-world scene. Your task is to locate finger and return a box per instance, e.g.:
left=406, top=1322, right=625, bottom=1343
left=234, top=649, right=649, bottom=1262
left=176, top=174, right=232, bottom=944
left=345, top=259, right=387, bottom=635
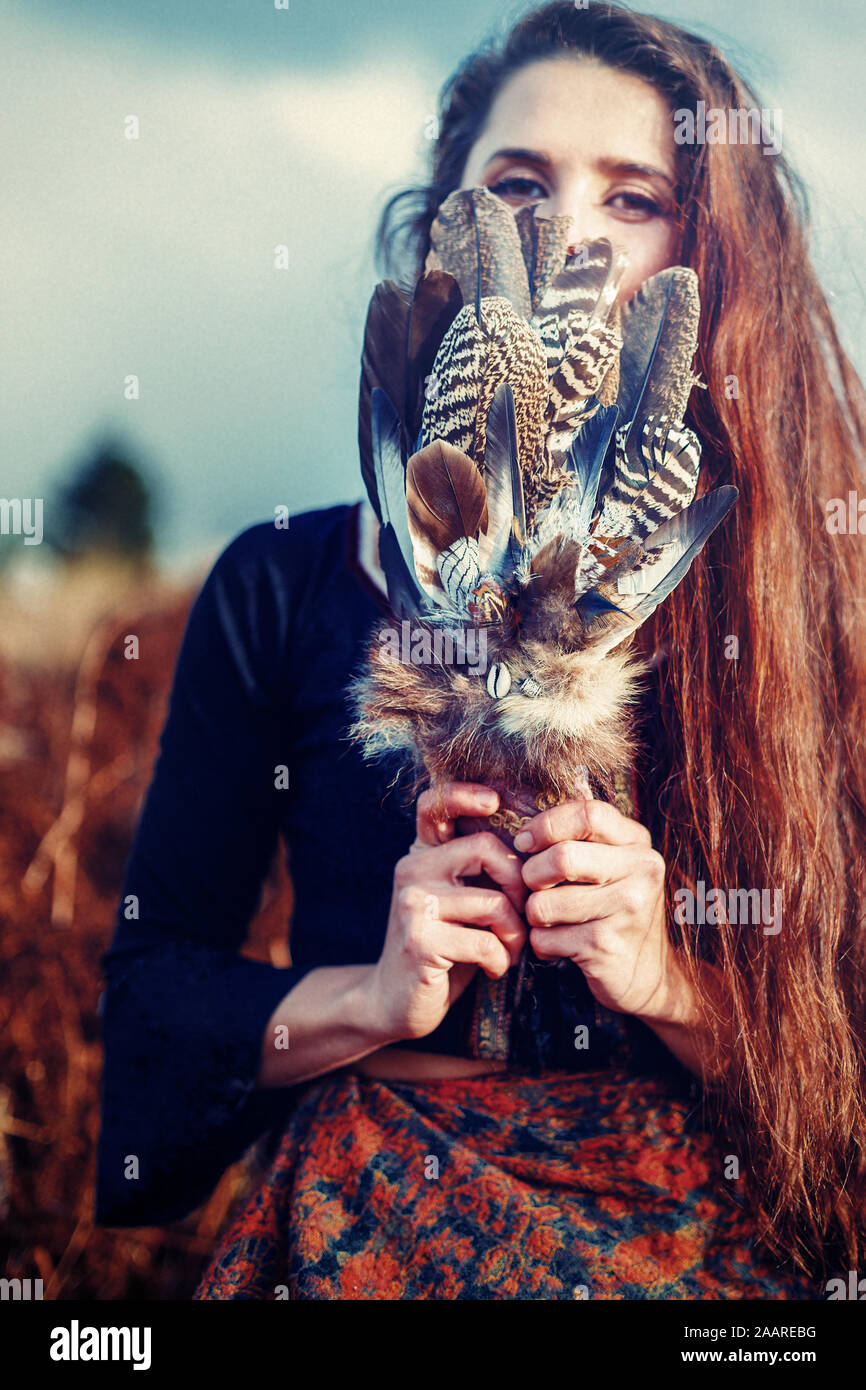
left=425, top=886, right=527, bottom=964
left=434, top=830, right=529, bottom=913
left=513, top=797, right=651, bottom=854
left=415, top=781, right=500, bottom=847
left=524, top=882, right=619, bottom=930
left=521, top=839, right=639, bottom=891
left=420, top=918, right=514, bottom=978
left=529, top=911, right=660, bottom=967
left=530, top=919, right=605, bottom=962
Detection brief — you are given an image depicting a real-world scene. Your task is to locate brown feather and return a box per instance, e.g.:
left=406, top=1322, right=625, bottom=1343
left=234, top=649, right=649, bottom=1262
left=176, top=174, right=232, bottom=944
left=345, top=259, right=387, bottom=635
left=406, top=442, right=489, bottom=555
left=427, top=187, right=532, bottom=320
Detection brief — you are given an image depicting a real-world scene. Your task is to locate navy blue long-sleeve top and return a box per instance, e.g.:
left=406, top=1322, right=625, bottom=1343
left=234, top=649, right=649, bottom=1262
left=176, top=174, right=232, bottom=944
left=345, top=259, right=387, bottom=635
left=95, top=500, right=689, bottom=1228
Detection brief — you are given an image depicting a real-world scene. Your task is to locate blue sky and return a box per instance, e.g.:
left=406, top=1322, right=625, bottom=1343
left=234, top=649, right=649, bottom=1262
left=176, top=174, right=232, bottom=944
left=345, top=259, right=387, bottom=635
left=2, top=0, right=863, bottom=564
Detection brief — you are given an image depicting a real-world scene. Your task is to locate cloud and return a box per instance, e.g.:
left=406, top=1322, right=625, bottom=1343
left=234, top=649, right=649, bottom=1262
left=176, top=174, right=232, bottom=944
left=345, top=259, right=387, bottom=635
left=0, top=8, right=441, bottom=554
left=2, top=1, right=863, bottom=560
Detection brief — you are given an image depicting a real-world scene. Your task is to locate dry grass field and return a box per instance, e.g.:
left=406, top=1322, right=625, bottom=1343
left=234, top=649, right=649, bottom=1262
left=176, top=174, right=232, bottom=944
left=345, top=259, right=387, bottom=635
left=0, top=563, right=293, bottom=1299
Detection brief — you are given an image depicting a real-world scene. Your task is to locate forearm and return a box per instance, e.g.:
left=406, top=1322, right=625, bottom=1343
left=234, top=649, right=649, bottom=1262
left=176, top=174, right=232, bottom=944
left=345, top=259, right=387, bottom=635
left=636, top=957, right=731, bottom=1086
left=256, top=962, right=395, bottom=1089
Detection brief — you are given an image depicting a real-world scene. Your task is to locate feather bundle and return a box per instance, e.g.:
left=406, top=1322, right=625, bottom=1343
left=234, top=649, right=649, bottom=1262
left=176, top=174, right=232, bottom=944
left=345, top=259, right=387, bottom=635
left=348, top=186, right=737, bottom=1057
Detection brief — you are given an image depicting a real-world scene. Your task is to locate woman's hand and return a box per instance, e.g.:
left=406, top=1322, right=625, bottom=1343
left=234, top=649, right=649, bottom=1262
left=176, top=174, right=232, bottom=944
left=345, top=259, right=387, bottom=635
left=366, top=782, right=528, bottom=1044
left=514, top=796, right=690, bottom=1025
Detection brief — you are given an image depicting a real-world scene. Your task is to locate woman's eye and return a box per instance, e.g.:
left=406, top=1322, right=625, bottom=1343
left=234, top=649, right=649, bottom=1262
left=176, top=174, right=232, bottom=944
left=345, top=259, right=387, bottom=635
left=487, top=176, right=549, bottom=204
left=607, top=192, right=665, bottom=218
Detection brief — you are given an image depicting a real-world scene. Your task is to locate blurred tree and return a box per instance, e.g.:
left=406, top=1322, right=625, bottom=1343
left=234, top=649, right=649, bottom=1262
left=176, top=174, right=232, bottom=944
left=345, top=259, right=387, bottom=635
left=46, top=438, right=159, bottom=566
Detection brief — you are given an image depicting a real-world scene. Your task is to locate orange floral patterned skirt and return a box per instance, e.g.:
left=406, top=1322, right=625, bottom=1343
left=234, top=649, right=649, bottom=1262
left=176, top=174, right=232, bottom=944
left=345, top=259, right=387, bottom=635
left=194, top=1067, right=818, bottom=1300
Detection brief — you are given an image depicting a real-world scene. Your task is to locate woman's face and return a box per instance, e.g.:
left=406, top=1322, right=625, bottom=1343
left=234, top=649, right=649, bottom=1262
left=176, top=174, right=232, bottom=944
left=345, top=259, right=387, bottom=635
left=460, top=56, right=680, bottom=303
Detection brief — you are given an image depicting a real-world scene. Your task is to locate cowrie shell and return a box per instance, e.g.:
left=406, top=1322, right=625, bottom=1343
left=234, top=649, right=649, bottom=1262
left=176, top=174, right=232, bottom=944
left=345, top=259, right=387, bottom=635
left=486, top=662, right=512, bottom=699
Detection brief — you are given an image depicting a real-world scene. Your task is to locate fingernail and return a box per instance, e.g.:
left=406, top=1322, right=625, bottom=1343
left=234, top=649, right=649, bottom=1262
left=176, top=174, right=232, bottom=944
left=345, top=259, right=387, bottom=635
left=480, top=791, right=498, bottom=809
left=514, top=830, right=533, bottom=851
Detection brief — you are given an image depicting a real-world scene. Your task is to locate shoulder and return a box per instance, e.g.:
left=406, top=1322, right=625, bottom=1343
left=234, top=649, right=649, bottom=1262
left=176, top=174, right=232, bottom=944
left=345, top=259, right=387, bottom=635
left=180, top=502, right=361, bottom=695
left=198, top=501, right=360, bottom=631
left=212, top=503, right=356, bottom=582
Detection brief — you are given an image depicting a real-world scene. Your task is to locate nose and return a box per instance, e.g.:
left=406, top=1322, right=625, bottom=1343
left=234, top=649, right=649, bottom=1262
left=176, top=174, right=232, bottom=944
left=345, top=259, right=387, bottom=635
left=540, top=190, right=602, bottom=257
left=543, top=194, right=631, bottom=304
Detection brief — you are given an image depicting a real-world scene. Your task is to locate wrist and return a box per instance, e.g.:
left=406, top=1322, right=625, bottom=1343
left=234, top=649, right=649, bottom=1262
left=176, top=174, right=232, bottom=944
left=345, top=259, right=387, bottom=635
left=633, top=952, right=697, bottom=1029
left=636, top=956, right=727, bottom=1084
left=353, top=961, right=403, bottom=1049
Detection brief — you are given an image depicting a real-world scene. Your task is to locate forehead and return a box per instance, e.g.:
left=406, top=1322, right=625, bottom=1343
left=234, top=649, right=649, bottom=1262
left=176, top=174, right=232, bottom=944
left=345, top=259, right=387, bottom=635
left=471, top=56, right=676, bottom=174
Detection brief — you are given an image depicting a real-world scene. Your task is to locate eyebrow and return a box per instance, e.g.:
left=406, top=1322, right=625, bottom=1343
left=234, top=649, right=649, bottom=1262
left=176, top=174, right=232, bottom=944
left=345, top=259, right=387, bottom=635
left=483, top=147, right=675, bottom=189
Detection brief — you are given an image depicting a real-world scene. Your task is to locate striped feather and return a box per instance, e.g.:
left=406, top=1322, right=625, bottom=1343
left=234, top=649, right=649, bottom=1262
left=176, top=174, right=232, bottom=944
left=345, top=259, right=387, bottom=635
left=594, top=415, right=701, bottom=543
left=534, top=242, right=627, bottom=476
left=420, top=298, right=548, bottom=530
left=533, top=240, right=627, bottom=376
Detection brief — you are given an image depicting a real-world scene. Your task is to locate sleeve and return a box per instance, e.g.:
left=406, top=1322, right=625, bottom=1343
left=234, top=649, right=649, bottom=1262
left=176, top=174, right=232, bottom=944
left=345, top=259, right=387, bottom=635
left=94, top=524, right=314, bottom=1228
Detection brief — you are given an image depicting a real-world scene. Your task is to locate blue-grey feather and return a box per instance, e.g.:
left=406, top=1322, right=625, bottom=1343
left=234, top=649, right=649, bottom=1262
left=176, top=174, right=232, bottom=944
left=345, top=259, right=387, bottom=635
left=371, top=387, right=428, bottom=617
left=630, top=486, right=739, bottom=620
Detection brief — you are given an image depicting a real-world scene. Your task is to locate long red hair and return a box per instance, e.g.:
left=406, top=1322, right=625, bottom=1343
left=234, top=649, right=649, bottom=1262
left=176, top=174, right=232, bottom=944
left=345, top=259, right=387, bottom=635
left=374, top=0, right=866, bottom=1277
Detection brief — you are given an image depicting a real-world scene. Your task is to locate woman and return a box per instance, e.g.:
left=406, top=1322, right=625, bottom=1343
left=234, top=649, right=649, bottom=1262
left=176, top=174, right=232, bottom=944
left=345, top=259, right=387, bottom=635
left=95, top=1, right=866, bottom=1299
